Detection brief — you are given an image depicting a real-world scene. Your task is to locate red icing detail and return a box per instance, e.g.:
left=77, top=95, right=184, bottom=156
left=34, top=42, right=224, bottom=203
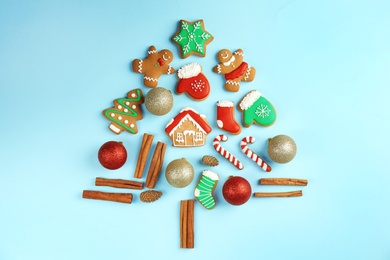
left=224, top=62, right=248, bottom=80
left=176, top=73, right=210, bottom=100
left=216, top=102, right=241, bottom=134
left=157, top=58, right=164, bottom=66
left=165, top=108, right=212, bottom=136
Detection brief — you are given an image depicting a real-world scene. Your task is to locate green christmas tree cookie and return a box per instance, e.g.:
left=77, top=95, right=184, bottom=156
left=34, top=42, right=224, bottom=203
left=194, top=170, right=219, bottom=210
left=238, top=90, right=276, bottom=127
left=102, top=89, right=144, bottom=134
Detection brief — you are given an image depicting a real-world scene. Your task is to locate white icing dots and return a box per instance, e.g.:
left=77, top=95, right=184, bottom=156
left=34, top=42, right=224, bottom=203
left=131, top=93, right=136, bottom=98
left=132, top=105, right=136, bottom=109
left=124, top=109, right=128, bottom=112
left=111, top=113, right=115, bottom=117
left=126, top=102, right=130, bottom=105
left=118, top=116, right=122, bottom=120
left=118, top=105, right=122, bottom=109
left=130, top=124, right=135, bottom=128
left=124, top=120, right=129, bottom=124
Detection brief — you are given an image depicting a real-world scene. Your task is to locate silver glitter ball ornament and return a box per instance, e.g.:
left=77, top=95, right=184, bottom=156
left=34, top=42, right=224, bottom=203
left=145, top=87, right=174, bottom=116
left=165, top=158, right=194, bottom=188
left=267, top=135, right=297, bottom=164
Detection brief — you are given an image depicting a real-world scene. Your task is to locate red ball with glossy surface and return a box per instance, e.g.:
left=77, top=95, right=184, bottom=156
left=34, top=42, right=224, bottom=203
left=98, top=141, right=127, bottom=170
left=222, top=176, right=252, bottom=206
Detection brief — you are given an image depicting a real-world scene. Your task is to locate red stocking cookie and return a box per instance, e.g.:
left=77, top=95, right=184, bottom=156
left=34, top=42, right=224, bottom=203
left=213, top=49, right=256, bottom=92
left=132, top=46, right=175, bottom=88
left=176, top=63, right=210, bottom=101
left=216, top=100, right=241, bottom=135
left=102, top=89, right=144, bottom=134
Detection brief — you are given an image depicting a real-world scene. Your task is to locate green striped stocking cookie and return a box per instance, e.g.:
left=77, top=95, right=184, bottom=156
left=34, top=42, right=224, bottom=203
left=194, top=170, right=219, bottom=210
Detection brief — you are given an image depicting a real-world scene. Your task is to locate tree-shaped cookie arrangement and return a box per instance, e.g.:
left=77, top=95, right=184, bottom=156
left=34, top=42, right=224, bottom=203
left=102, top=88, right=144, bottom=134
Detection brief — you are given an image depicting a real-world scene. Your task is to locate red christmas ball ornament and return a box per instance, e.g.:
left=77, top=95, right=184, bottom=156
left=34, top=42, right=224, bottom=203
left=98, top=141, right=127, bottom=170
left=222, top=176, right=252, bottom=206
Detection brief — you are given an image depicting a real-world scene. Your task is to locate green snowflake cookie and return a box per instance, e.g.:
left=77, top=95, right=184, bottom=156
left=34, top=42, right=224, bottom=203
left=238, top=90, right=277, bottom=127
left=171, top=19, right=214, bottom=59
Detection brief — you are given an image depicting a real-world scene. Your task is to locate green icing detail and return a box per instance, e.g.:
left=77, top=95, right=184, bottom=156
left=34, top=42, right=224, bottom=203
left=194, top=175, right=218, bottom=210
left=172, top=20, right=212, bottom=56
left=103, top=89, right=142, bottom=133
left=243, top=96, right=276, bottom=126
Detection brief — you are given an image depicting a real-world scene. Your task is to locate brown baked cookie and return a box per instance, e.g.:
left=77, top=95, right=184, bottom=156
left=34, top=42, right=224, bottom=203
left=171, top=19, right=214, bottom=59
left=102, top=88, right=144, bottom=134
left=212, top=49, right=256, bottom=92
left=132, top=46, right=175, bottom=88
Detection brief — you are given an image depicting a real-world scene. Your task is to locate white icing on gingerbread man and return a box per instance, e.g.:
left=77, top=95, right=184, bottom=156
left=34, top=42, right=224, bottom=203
left=213, top=49, right=256, bottom=92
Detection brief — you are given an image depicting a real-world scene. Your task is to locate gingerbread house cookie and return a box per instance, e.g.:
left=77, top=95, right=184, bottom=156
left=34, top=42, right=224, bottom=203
left=165, top=107, right=212, bottom=147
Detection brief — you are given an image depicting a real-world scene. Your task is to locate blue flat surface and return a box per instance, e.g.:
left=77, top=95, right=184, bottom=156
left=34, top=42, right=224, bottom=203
left=1, top=0, right=390, bottom=259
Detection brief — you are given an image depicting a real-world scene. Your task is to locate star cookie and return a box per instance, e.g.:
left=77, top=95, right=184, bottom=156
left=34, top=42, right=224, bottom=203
left=171, top=19, right=214, bottom=59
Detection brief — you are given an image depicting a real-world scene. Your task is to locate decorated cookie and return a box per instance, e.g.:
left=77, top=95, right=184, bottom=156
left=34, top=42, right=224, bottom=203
left=213, top=49, right=256, bottom=92
left=171, top=19, right=214, bottom=59
left=194, top=170, right=219, bottom=210
left=216, top=100, right=241, bottom=135
left=238, top=90, right=276, bottom=127
left=102, top=89, right=144, bottom=134
left=132, top=46, right=175, bottom=88
left=176, top=63, right=210, bottom=101
left=165, top=107, right=212, bottom=147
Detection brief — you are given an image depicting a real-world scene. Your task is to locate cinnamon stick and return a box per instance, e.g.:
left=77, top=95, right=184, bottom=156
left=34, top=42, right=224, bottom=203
left=145, top=141, right=167, bottom=189
left=259, top=178, right=308, bottom=186
left=95, top=177, right=143, bottom=190
left=134, top=133, right=154, bottom=178
left=82, top=190, right=133, bottom=203
left=253, top=190, right=302, bottom=198
left=180, top=200, right=194, bottom=248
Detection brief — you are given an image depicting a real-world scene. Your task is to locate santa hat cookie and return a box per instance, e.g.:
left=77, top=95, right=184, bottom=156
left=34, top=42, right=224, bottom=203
left=176, top=63, right=210, bottom=101
left=216, top=100, right=241, bottom=135
left=238, top=90, right=276, bottom=127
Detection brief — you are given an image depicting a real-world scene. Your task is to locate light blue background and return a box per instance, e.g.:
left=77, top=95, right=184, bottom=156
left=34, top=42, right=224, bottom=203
left=1, top=0, right=390, bottom=259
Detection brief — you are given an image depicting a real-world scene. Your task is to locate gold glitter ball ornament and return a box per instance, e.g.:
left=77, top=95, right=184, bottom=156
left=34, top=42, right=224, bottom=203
left=165, top=158, right=194, bottom=188
left=267, top=135, right=297, bottom=164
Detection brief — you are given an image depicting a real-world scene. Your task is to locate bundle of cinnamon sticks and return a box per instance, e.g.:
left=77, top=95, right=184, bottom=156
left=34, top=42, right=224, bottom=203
left=253, top=178, right=308, bottom=198
left=82, top=133, right=167, bottom=204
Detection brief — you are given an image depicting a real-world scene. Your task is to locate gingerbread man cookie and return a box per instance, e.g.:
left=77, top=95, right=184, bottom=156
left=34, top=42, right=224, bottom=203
left=102, top=88, right=144, bottom=134
left=212, top=49, right=256, bottom=92
left=132, top=46, right=175, bottom=88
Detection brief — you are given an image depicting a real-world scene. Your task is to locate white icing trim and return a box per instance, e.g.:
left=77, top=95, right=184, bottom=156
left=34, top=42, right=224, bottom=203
left=144, top=76, right=158, bottom=82
left=109, top=124, right=121, bottom=133
left=223, top=55, right=235, bottom=66
left=202, top=170, right=219, bottom=181
left=216, top=100, right=233, bottom=107
left=137, top=60, right=143, bottom=73
left=178, top=63, right=201, bottom=79
left=167, top=113, right=207, bottom=136
left=239, top=90, right=261, bottom=110
left=226, top=80, right=240, bottom=86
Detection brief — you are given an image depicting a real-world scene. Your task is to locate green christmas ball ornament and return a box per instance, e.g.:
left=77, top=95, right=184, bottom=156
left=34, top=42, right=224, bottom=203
left=145, top=87, right=174, bottom=116
left=165, top=158, right=194, bottom=188
left=267, top=135, right=297, bottom=164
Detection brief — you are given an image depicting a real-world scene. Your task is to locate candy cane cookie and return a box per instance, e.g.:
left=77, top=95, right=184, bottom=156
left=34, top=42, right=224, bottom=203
left=240, top=136, right=271, bottom=172
left=213, top=135, right=243, bottom=170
